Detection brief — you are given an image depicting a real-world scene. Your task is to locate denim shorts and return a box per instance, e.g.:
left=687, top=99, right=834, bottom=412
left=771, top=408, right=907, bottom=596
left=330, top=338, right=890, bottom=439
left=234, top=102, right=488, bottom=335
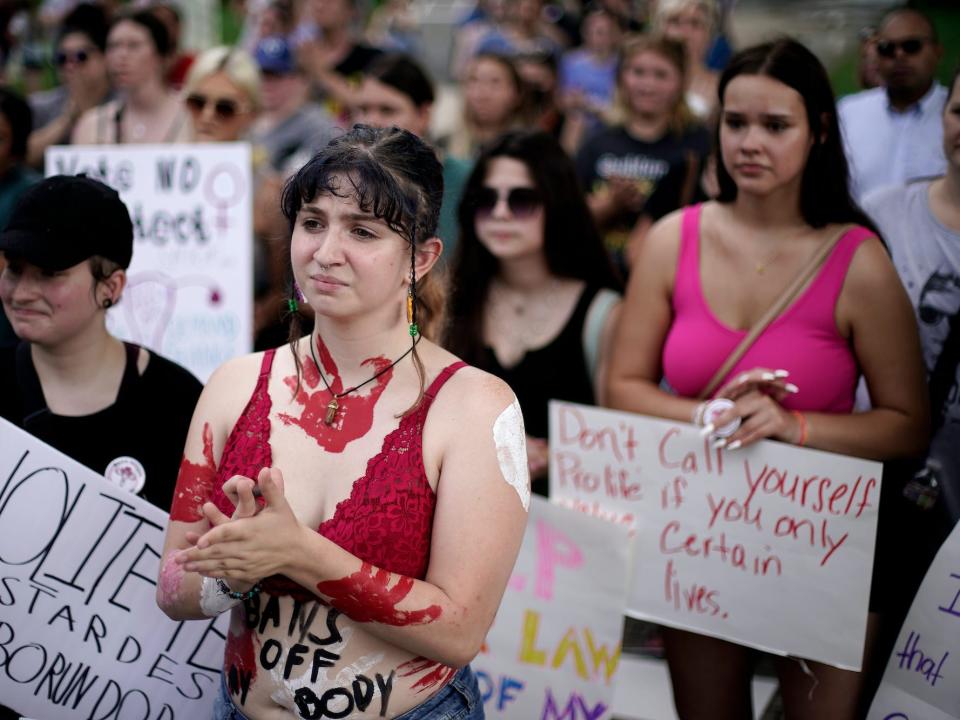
left=212, top=671, right=251, bottom=720
left=393, top=665, right=484, bottom=720
left=212, top=664, right=483, bottom=720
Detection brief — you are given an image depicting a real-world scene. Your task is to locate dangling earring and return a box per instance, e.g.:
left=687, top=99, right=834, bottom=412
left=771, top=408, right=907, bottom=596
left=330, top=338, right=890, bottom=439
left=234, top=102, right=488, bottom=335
left=288, top=282, right=306, bottom=313
left=407, top=285, right=418, bottom=337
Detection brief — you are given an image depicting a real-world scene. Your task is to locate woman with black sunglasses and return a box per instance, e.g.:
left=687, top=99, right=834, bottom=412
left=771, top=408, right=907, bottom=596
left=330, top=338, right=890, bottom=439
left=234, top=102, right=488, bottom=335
left=446, top=130, right=622, bottom=494
left=183, top=46, right=262, bottom=143
left=27, top=4, right=113, bottom=167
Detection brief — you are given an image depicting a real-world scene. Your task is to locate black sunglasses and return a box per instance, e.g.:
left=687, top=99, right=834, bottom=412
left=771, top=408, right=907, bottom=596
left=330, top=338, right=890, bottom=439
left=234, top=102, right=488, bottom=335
left=876, top=37, right=929, bottom=58
left=55, top=49, right=91, bottom=67
left=474, top=187, right=543, bottom=218
left=185, top=93, right=245, bottom=120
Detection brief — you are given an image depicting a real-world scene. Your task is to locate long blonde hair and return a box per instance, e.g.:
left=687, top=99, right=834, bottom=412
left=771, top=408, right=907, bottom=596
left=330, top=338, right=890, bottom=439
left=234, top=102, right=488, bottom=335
left=607, top=34, right=695, bottom=136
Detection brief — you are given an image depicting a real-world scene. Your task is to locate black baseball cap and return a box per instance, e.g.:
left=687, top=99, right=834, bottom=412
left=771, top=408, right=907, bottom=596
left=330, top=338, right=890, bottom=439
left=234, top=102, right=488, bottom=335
left=0, top=174, right=134, bottom=271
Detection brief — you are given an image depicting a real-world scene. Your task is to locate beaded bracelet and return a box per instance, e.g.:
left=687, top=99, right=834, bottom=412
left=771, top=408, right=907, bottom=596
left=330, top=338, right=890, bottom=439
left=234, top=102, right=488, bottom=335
left=216, top=578, right=262, bottom=601
left=791, top=410, right=808, bottom=447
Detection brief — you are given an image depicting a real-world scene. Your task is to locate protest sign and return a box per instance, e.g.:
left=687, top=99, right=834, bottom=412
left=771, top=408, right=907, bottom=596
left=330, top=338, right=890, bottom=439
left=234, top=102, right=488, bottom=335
left=472, top=495, right=631, bottom=720
left=0, top=418, right=227, bottom=718
left=549, top=401, right=882, bottom=670
left=867, top=521, right=960, bottom=720
left=45, top=143, right=254, bottom=381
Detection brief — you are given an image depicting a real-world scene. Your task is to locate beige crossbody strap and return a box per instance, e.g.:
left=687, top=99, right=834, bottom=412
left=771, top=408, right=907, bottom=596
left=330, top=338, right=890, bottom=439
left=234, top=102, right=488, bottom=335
left=697, top=224, right=854, bottom=400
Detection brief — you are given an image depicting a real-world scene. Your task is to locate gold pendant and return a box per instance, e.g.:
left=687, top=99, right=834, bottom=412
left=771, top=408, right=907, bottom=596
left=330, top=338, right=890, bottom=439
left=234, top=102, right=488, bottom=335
left=324, top=397, right=339, bottom=426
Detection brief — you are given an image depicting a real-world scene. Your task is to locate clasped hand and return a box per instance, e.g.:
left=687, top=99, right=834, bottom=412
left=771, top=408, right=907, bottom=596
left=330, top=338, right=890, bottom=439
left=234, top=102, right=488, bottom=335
left=707, top=368, right=804, bottom=449
left=175, top=467, right=304, bottom=587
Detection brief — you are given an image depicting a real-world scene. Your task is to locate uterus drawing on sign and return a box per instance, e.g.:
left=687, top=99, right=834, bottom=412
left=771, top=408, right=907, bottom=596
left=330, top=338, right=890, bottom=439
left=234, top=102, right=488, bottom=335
left=113, top=271, right=222, bottom=350
left=204, top=162, right=246, bottom=237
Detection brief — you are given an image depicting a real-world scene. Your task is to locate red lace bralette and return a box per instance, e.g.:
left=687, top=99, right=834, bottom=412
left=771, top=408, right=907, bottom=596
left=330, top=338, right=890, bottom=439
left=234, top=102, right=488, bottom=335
left=209, top=349, right=467, bottom=597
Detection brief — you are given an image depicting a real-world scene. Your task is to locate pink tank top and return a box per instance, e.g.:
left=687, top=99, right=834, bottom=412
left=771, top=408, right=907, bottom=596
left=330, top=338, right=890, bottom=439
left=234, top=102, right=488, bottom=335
left=662, top=204, right=871, bottom=412
left=210, top=349, right=467, bottom=597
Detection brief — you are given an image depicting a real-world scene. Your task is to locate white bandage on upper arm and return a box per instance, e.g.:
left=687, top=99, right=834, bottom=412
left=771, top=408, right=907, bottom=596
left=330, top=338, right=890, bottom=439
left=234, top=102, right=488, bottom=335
left=493, top=399, right=531, bottom=511
left=199, top=576, right=241, bottom=617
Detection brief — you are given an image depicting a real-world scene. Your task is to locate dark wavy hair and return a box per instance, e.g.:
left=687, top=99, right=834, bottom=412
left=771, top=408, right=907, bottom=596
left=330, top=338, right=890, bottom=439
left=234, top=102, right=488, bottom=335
left=280, top=124, right=445, bottom=410
left=445, top=130, right=621, bottom=365
left=365, top=53, right=435, bottom=108
left=0, top=87, right=32, bottom=161
left=715, top=38, right=877, bottom=231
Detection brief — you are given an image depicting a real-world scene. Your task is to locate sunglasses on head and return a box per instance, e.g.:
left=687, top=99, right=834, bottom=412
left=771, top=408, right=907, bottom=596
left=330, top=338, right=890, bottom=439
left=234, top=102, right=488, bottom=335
left=474, top=186, right=542, bottom=218
left=55, top=49, right=90, bottom=67
left=185, top=93, right=245, bottom=120
left=876, top=37, right=929, bottom=58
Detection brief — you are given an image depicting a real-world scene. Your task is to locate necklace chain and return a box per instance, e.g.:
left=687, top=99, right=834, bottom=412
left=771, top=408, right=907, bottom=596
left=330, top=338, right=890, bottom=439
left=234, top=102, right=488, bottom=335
left=308, top=334, right=419, bottom=426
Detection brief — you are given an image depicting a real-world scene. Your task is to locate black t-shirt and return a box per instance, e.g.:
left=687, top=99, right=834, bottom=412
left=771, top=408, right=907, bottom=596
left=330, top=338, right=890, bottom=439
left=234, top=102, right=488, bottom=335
left=0, top=342, right=203, bottom=512
left=576, top=124, right=712, bottom=270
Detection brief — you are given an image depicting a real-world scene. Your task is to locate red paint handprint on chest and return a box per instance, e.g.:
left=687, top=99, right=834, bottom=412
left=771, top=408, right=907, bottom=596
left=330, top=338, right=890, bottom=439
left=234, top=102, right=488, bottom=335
left=278, top=338, right=393, bottom=453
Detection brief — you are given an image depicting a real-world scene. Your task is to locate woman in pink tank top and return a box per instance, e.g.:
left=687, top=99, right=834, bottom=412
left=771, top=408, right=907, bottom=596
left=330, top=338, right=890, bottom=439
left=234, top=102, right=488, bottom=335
left=608, top=40, right=928, bottom=720
left=155, top=127, right=530, bottom=719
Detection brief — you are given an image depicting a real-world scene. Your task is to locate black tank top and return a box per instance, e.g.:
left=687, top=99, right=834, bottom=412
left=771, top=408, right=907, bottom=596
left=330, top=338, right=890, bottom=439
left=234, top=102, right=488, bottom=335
left=480, top=284, right=599, bottom=441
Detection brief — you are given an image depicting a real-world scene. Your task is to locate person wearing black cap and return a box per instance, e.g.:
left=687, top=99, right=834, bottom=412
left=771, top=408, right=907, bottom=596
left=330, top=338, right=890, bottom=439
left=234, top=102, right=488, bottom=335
left=0, top=175, right=203, bottom=511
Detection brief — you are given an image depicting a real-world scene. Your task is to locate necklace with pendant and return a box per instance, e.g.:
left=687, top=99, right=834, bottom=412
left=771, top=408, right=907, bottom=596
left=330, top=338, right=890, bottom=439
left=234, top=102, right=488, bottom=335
left=308, top=333, right=419, bottom=426
left=754, top=245, right=784, bottom=275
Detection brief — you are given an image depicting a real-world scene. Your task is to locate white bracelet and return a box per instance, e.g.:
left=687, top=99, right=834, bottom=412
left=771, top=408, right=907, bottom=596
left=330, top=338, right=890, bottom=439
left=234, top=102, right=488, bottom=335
left=199, top=576, right=242, bottom=617
left=691, top=401, right=708, bottom=426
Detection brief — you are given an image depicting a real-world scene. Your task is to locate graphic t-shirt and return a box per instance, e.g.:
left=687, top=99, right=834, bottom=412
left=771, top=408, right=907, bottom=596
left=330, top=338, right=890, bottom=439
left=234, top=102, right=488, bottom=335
left=863, top=180, right=960, bottom=423
left=575, top=123, right=711, bottom=270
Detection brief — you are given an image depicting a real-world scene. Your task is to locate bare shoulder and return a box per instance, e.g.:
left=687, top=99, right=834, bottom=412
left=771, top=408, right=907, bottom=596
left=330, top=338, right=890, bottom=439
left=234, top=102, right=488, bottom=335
left=842, top=232, right=898, bottom=293
left=198, top=351, right=274, bottom=421
left=426, top=355, right=517, bottom=427
left=646, top=206, right=685, bottom=249
left=72, top=101, right=115, bottom=143
left=641, top=206, right=687, bottom=268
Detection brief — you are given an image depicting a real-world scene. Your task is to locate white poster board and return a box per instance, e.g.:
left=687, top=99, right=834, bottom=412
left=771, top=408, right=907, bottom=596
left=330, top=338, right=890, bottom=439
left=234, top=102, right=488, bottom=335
left=867, top=521, right=960, bottom=720
left=45, top=143, right=254, bottom=382
left=472, top=496, right=631, bottom=719
left=0, top=418, right=227, bottom=718
left=549, top=401, right=882, bottom=670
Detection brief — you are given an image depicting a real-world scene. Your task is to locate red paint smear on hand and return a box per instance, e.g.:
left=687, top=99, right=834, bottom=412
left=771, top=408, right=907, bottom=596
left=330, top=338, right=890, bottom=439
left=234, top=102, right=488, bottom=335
left=278, top=337, right=393, bottom=453
left=397, top=656, right=457, bottom=693
left=315, top=563, right=442, bottom=626
left=170, top=422, right=217, bottom=522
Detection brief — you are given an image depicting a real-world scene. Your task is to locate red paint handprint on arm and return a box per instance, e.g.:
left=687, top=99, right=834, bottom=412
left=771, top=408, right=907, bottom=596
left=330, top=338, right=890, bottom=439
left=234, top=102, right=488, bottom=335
left=315, top=563, right=442, bottom=626
left=170, top=422, right=217, bottom=522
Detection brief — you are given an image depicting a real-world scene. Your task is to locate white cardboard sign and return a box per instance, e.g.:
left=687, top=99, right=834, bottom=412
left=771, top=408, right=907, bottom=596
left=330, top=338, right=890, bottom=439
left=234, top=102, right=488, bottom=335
left=867, top=521, right=960, bottom=720
left=549, top=401, right=882, bottom=670
left=472, top=495, right=631, bottom=719
left=0, top=417, right=228, bottom=718
left=45, top=143, right=254, bottom=382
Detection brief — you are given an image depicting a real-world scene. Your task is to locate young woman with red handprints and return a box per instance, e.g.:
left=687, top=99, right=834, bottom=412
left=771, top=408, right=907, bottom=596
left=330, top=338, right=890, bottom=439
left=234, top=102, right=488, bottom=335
left=156, top=126, right=530, bottom=719
left=607, top=40, right=928, bottom=720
